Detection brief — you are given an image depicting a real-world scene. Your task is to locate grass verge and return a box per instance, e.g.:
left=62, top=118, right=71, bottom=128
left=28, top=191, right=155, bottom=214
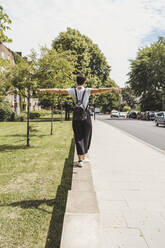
left=0, top=120, right=74, bottom=248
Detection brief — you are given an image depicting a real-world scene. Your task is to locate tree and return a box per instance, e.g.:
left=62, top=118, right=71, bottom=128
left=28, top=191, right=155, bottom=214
left=0, top=5, right=12, bottom=43
left=37, top=48, right=74, bottom=132
left=52, top=28, right=110, bottom=85
left=121, top=87, right=137, bottom=109
left=123, top=105, right=131, bottom=112
left=127, top=37, right=165, bottom=111
left=0, top=96, right=13, bottom=121
left=90, top=78, right=120, bottom=113
left=52, top=27, right=119, bottom=111
left=1, top=55, right=38, bottom=146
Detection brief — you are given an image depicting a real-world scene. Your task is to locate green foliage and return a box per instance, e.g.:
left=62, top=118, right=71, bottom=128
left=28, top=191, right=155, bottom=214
left=128, top=37, right=165, bottom=111
left=52, top=28, right=111, bottom=87
left=37, top=48, right=74, bottom=108
left=0, top=5, right=12, bottom=43
left=0, top=52, right=40, bottom=146
left=121, top=87, right=137, bottom=109
left=13, top=52, right=23, bottom=64
left=37, top=109, right=51, bottom=116
left=1, top=53, right=39, bottom=99
left=52, top=28, right=119, bottom=111
left=29, top=110, right=41, bottom=119
left=123, top=105, right=131, bottom=112
left=90, top=78, right=120, bottom=112
left=15, top=110, right=51, bottom=121
left=0, top=58, right=12, bottom=96
left=0, top=98, right=13, bottom=121
left=15, top=112, right=27, bottom=122
left=135, top=105, right=141, bottom=111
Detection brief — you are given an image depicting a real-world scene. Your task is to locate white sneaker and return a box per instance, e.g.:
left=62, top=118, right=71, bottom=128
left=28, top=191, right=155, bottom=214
left=78, top=160, right=83, bottom=167
left=83, top=157, right=90, bottom=163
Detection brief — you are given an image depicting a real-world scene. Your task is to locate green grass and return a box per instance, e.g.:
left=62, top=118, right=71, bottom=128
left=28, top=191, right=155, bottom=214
left=0, top=119, right=74, bottom=248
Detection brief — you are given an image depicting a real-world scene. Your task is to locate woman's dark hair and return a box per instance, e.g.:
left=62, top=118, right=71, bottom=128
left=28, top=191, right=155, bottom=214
left=76, top=74, right=86, bottom=85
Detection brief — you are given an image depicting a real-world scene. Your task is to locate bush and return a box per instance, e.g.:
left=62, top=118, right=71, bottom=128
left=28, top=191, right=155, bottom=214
left=38, top=109, right=51, bottom=116
left=29, top=111, right=41, bottom=119
left=55, top=109, right=61, bottom=114
left=9, top=112, right=16, bottom=121
left=123, top=105, right=131, bottom=112
left=0, top=100, right=14, bottom=121
left=15, top=113, right=27, bottom=122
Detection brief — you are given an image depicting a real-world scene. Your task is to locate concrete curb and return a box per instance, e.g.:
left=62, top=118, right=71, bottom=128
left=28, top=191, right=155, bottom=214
left=60, top=150, right=102, bottom=248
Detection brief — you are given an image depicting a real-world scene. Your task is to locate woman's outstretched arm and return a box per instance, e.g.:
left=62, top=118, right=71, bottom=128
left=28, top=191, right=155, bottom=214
left=91, top=87, right=120, bottom=95
left=39, top=88, right=69, bottom=95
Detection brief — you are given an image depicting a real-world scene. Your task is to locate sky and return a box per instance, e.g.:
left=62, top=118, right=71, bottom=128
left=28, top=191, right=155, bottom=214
left=1, top=0, right=165, bottom=87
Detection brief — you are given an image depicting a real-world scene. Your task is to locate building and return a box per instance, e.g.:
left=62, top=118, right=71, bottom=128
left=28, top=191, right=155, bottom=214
left=24, top=93, right=41, bottom=111
left=0, top=42, right=20, bottom=114
left=0, top=42, right=15, bottom=64
left=0, top=43, right=41, bottom=113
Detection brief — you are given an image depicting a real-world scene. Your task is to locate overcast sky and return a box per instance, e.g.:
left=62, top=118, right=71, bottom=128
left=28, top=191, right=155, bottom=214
left=1, top=0, right=165, bottom=87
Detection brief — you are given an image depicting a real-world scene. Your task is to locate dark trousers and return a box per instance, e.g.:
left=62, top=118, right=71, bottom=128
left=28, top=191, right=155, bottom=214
left=72, top=111, right=92, bottom=155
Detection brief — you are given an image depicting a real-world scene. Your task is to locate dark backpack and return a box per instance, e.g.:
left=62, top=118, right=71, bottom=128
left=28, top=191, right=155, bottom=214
left=73, top=88, right=88, bottom=121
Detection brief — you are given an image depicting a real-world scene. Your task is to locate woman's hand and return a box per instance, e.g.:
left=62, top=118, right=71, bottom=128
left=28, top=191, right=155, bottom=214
left=112, top=88, right=120, bottom=94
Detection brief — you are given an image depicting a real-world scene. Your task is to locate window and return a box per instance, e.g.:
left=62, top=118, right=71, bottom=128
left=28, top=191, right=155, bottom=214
left=157, top=112, right=163, bottom=117
left=1, top=51, right=5, bottom=59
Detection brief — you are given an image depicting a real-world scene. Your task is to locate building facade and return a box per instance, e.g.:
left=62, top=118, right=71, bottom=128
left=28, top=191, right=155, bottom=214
left=0, top=43, right=40, bottom=113
left=0, top=42, right=20, bottom=114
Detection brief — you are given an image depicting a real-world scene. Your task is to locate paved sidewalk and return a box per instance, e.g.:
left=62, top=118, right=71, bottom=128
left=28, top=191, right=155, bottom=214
left=89, top=119, right=165, bottom=248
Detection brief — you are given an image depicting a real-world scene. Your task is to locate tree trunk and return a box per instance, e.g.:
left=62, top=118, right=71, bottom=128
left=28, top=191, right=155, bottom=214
left=61, top=104, right=63, bottom=122
left=50, top=105, right=54, bottom=135
left=27, top=87, right=30, bottom=147
left=65, top=106, right=70, bottom=121
left=162, top=90, right=165, bottom=111
left=65, top=109, right=67, bottom=121
left=68, top=110, right=70, bottom=120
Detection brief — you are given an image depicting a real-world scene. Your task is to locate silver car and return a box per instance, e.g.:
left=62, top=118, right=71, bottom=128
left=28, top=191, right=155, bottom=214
left=110, top=110, right=119, bottom=118
left=155, top=111, right=165, bottom=126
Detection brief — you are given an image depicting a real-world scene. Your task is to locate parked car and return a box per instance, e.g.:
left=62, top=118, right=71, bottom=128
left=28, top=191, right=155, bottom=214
left=137, top=112, right=143, bottom=120
left=110, top=110, right=119, bottom=118
left=127, top=111, right=137, bottom=119
left=145, top=111, right=155, bottom=121
left=139, top=112, right=145, bottom=120
left=155, top=111, right=165, bottom=126
left=119, top=112, right=127, bottom=118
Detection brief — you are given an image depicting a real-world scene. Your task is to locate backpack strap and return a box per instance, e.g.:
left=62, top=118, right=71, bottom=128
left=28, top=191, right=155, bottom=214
left=82, top=89, right=89, bottom=110
left=81, top=89, right=86, bottom=103
left=74, top=88, right=78, bottom=103
left=74, top=88, right=86, bottom=104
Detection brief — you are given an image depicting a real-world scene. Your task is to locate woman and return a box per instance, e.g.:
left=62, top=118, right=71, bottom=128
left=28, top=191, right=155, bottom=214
left=40, top=73, right=119, bottom=167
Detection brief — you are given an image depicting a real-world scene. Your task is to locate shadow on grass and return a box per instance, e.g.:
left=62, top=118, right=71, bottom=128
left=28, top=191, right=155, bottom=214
left=0, top=144, right=28, bottom=151
left=44, top=138, right=74, bottom=248
left=0, top=144, right=41, bottom=152
left=0, top=138, right=75, bottom=248
left=2, top=134, right=48, bottom=138
left=31, top=117, right=62, bottom=122
left=0, top=198, right=56, bottom=214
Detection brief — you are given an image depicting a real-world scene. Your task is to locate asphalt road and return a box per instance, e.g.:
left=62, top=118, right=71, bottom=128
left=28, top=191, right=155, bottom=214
left=96, top=114, right=165, bottom=152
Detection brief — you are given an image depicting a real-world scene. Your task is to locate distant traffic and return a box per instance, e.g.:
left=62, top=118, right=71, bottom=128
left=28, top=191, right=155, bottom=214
left=109, top=110, right=165, bottom=127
